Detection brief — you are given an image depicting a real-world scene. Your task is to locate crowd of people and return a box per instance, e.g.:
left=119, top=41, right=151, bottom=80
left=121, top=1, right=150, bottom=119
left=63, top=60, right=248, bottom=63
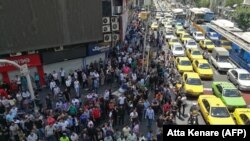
left=0, top=8, right=195, bottom=141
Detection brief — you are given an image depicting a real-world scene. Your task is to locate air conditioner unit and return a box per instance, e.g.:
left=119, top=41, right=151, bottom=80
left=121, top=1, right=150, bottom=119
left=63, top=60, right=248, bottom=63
left=27, top=50, right=37, bottom=54
left=103, top=34, right=112, bottom=42
left=112, top=23, right=119, bottom=31
left=54, top=46, right=64, bottom=52
left=10, top=52, right=22, bottom=57
left=102, top=25, right=111, bottom=33
left=102, top=17, right=110, bottom=25
left=111, top=17, right=119, bottom=23
left=112, top=34, right=120, bottom=41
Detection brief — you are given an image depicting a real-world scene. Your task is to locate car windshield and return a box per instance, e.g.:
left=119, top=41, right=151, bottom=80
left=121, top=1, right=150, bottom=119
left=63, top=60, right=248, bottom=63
left=223, top=89, right=241, bottom=97
left=217, top=56, right=228, bottom=62
left=221, top=41, right=231, bottom=46
left=239, top=73, right=250, bottom=80
left=206, top=41, right=213, bottom=45
left=175, top=46, right=183, bottom=51
left=166, top=32, right=173, bottom=35
left=186, top=78, right=201, bottom=85
left=178, top=29, right=184, bottom=32
left=210, top=107, right=230, bottom=118
left=197, top=33, right=203, bottom=37
left=210, top=33, right=218, bottom=37
left=199, top=63, right=210, bottom=69
left=172, top=39, right=178, bottom=42
left=192, top=50, right=201, bottom=55
left=188, top=41, right=197, bottom=45
left=180, top=60, right=191, bottom=65
left=162, top=19, right=168, bottom=23
left=184, top=35, right=190, bottom=38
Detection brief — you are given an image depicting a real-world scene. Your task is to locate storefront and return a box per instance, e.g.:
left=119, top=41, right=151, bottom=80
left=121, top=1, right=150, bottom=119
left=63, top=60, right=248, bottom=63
left=83, top=43, right=111, bottom=69
left=0, top=54, right=44, bottom=85
left=41, top=46, right=87, bottom=75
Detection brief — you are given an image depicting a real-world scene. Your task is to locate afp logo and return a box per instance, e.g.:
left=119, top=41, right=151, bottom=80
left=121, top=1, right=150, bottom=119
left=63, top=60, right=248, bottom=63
left=222, top=129, right=246, bottom=139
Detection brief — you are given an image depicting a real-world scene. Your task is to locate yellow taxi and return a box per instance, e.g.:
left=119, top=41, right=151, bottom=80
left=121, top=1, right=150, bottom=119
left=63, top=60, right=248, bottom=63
left=186, top=48, right=203, bottom=61
left=151, top=22, right=159, bottom=30
left=199, top=39, right=215, bottom=51
left=182, top=72, right=203, bottom=96
left=175, top=57, right=193, bottom=73
left=168, top=37, right=180, bottom=48
left=220, top=39, right=232, bottom=50
left=233, top=108, right=250, bottom=125
left=176, top=27, right=186, bottom=37
left=198, top=95, right=236, bottom=125
left=192, top=59, right=213, bottom=79
left=180, top=33, right=192, bottom=43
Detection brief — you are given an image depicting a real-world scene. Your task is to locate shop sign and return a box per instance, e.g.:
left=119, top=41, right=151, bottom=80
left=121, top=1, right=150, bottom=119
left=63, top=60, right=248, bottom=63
left=0, top=54, right=41, bottom=72
left=88, top=43, right=111, bottom=56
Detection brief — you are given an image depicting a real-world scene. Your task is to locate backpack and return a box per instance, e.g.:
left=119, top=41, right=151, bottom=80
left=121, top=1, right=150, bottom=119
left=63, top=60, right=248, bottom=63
left=92, top=108, right=101, bottom=119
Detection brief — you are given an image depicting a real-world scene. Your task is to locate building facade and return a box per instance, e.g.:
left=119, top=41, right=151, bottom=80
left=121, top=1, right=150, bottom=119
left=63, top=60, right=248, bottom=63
left=0, top=0, right=103, bottom=84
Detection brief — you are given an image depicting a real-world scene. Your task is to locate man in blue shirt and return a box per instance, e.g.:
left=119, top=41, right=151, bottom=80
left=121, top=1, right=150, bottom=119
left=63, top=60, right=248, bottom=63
left=145, top=106, right=155, bottom=129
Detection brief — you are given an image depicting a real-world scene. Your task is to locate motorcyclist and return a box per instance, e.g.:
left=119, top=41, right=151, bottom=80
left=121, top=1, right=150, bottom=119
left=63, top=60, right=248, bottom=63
left=188, top=102, right=199, bottom=124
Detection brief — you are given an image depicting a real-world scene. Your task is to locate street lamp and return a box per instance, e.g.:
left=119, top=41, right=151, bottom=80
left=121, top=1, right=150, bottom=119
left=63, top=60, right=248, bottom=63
left=146, top=45, right=151, bottom=73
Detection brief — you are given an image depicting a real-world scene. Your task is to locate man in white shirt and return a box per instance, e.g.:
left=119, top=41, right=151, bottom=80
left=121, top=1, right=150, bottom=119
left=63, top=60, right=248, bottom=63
left=74, top=80, right=80, bottom=97
left=65, top=77, right=72, bottom=93
left=60, top=68, right=65, bottom=86
left=118, top=95, right=126, bottom=106
left=27, top=130, right=38, bottom=141
left=72, top=97, right=80, bottom=108
left=22, top=90, right=31, bottom=98
left=130, top=109, right=138, bottom=123
left=52, top=71, right=59, bottom=85
left=50, top=80, right=56, bottom=91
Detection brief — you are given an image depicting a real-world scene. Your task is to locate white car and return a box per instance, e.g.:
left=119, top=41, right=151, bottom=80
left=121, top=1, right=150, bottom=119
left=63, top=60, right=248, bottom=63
left=184, top=39, right=198, bottom=49
left=210, top=48, right=235, bottom=72
left=172, top=43, right=185, bottom=57
left=165, top=30, right=175, bottom=41
left=193, top=31, right=205, bottom=41
left=227, top=69, right=250, bottom=91
left=164, top=22, right=172, bottom=29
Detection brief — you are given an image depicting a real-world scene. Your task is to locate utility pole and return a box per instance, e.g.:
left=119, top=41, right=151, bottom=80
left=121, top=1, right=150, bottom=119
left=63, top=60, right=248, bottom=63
left=142, top=5, right=149, bottom=73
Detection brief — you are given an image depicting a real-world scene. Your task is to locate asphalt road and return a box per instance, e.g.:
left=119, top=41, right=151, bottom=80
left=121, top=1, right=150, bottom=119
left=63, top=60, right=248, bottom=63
left=153, top=0, right=250, bottom=125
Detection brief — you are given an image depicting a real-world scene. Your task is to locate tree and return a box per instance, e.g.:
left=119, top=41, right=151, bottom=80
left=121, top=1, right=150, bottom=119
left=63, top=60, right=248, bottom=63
left=226, top=0, right=243, bottom=7
left=232, top=6, right=250, bottom=30
left=194, top=0, right=210, bottom=7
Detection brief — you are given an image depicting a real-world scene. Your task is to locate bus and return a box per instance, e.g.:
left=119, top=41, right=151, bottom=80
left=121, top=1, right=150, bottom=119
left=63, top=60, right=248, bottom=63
left=172, top=9, right=186, bottom=25
left=200, top=7, right=215, bottom=22
left=188, top=8, right=205, bottom=24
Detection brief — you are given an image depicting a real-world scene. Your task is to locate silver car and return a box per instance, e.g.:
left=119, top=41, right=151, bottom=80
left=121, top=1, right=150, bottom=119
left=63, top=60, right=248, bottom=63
left=227, top=68, right=250, bottom=91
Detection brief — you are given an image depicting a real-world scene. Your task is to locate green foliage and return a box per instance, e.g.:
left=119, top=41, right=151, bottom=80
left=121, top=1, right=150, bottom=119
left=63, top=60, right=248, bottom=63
left=226, top=0, right=243, bottom=7
left=194, top=0, right=210, bottom=8
left=232, top=6, right=250, bottom=30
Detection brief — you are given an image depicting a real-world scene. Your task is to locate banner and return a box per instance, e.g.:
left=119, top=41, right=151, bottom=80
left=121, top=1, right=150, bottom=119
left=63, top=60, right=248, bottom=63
left=0, top=54, right=41, bottom=72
